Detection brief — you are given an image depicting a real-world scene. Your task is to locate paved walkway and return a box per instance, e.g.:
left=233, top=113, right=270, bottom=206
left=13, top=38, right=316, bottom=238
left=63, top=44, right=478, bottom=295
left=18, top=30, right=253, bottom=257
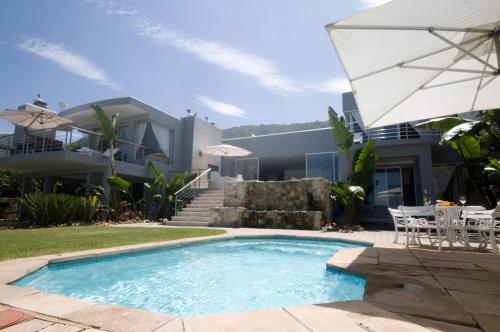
left=0, top=226, right=499, bottom=331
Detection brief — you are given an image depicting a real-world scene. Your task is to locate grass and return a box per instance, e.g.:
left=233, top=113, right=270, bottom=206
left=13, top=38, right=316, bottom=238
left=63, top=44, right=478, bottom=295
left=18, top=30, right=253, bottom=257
left=0, top=226, right=225, bottom=261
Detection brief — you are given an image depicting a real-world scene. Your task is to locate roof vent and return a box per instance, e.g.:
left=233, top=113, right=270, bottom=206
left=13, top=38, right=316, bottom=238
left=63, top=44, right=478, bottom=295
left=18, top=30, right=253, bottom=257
left=59, top=101, right=69, bottom=112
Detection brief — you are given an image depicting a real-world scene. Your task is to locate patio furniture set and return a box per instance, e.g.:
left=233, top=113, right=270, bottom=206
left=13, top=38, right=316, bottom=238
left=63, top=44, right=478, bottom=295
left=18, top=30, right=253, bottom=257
left=389, top=205, right=500, bottom=253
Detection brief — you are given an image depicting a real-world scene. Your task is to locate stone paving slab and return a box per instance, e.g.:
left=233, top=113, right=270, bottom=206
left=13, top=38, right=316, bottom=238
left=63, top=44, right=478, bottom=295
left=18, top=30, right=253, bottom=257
left=182, top=308, right=310, bottom=332
left=435, top=276, right=500, bottom=295
left=1, top=318, right=54, bottom=332
left=0, top=284, right=39, bottom=303
left=4, top=292, right=95, bottom=317
left=41, top=323, right=85, bottom=332
left=427, top=267, right=500, bottom=282
left=401, top=315, right=481, bottom=332
left=286, top=301, right=431, bottom=332
left=63, top=303, right=176, bottom=332
left=153, top=318, right=184, bottom=332
left=449, top=291, right=500, bottom=316
left=365, top=287, right=475, bottom=326
left=472, top=313, right=500, bottom=332
left=419, top=259, right=481, bottom=270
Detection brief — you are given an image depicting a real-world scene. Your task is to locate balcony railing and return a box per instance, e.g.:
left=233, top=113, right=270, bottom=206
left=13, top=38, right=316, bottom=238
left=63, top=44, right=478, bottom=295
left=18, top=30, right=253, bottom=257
left=353, top=125, right=441, bottom=143
left=0, top=127, right=146, bottom=165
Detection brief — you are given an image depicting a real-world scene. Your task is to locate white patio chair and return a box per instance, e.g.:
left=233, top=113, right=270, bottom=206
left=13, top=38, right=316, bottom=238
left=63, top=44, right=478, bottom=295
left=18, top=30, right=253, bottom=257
left=449, top=206, right=485, bottom=249
left=209, top=171, right=224, bottom=189
left=399, top=205, right=448, bottom=251
left=388, top=208, right=406, bottom=244
left=462, top=208, right=499, bottom=254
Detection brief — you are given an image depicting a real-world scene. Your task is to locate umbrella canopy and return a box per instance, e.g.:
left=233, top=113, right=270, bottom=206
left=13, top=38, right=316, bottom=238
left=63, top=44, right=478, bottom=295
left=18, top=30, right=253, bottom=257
left=0, top=103, right=73, bottom=130
left=202, top=144, right=251, bottom=157
left=326, top=0, right=500, bottom=128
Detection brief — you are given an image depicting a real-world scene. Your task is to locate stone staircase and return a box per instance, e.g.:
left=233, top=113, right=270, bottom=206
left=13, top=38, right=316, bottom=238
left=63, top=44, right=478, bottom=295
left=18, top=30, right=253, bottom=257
left=165, top=189, right=224, bottom=227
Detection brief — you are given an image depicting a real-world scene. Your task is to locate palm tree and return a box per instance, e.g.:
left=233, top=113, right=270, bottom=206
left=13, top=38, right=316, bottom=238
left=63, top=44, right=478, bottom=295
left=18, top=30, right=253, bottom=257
left=92, top=104, right=132, bottom=216
left=92, top=104, right=118, bottom=176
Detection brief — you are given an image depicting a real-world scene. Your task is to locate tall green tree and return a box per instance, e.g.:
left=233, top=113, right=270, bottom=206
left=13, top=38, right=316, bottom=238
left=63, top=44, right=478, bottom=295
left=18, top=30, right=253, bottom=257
left=92, top=104, right=132, bottom=214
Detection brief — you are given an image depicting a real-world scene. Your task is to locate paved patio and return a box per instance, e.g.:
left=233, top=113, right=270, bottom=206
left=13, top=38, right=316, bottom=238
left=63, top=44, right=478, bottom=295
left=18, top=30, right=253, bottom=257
left=0, top=226, right=499, bottom=331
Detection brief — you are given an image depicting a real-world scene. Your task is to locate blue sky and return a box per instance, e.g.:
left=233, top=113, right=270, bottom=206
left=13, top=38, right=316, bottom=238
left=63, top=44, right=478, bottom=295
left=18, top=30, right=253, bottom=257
left=0, top=0, right=385, bottom=132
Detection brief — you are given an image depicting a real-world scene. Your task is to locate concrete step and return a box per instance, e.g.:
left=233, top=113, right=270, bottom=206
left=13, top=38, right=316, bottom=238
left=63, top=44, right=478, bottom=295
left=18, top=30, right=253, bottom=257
left=177, top=211, right=210, bottom=217
left=182, top=207, right=210, bottom=212
left=196, top=195, right=224, bottom=200
left=164, top=221, right=210, bottom=227
left=187, top=204, right=221, bottom=208
left=172, top=216, right=211, bottom=222
left=194, top=198, right=224, bottom=203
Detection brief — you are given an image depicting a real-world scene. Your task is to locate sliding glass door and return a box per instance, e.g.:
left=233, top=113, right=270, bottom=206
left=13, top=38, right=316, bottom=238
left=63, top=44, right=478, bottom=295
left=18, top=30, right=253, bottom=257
left=374, top=168, right=403, bottom=208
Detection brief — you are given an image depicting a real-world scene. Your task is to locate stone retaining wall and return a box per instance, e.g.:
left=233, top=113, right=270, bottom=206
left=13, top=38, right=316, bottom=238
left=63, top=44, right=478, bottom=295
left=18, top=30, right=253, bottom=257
left=211, top=178, right=331, bottom=230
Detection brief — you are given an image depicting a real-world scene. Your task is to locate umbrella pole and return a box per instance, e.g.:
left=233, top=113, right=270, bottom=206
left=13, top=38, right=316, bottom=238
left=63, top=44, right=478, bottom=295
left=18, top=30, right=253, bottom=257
left=494, top=28, right=500, bottom=72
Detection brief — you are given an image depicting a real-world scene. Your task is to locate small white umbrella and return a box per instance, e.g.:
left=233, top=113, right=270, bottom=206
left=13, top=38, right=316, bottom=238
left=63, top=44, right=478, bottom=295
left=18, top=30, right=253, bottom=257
left=0, top=103, right=73, bottom=130
left=202, top=144, right=251, bottom=156
left=326, top=0, right=500, bottom=128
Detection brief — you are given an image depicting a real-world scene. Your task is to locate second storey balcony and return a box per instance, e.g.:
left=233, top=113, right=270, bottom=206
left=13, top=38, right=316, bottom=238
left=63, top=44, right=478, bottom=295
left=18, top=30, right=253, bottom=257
left=0, top=127, right=147, bottom=174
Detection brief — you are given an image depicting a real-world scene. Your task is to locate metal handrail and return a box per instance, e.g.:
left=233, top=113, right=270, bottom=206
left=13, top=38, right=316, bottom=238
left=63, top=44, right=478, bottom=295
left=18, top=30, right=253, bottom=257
left=174, top=168, right=211, bottom=216
left=175, top=168, right=211, bottom=196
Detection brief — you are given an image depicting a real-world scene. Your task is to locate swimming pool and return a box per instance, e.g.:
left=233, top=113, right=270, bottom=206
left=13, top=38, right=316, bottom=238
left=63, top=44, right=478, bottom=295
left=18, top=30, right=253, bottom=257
left=14, top=237, right=368, bottom=317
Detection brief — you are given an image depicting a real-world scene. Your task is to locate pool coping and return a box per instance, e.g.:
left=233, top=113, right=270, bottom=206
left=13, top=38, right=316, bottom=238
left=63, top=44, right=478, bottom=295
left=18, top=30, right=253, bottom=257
left=0, top=231, right=489, bottom=331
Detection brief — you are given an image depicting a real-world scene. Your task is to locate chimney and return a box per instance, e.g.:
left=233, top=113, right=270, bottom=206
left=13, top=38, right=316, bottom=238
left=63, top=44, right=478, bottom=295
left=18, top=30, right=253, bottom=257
left=33, top=93, right=48, bottom=108
left=59, top=101, right=69, bottom=112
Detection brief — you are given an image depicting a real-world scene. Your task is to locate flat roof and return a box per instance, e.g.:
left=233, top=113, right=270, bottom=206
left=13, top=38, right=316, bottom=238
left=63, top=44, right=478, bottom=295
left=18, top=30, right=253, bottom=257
left=223, top=127, right=332, bottom=141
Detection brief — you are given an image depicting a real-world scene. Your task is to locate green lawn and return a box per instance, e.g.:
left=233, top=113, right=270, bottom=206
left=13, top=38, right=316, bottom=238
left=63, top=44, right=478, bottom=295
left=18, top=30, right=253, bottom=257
left=0, top=226, right=225, bottom=261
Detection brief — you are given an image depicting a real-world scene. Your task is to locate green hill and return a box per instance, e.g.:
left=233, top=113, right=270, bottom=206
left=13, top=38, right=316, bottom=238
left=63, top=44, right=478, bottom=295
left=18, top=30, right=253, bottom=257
left=222, top=120, right=329, bottom=139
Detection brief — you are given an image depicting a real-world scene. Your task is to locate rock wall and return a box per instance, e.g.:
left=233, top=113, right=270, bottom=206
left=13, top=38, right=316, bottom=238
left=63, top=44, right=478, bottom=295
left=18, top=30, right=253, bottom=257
left=211, top=178, right=331, bottom=230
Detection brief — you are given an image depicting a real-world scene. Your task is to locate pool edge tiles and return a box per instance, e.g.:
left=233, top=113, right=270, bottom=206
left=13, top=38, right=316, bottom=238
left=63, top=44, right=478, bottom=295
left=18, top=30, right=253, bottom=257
left=11, top=236, right=370, bottom=317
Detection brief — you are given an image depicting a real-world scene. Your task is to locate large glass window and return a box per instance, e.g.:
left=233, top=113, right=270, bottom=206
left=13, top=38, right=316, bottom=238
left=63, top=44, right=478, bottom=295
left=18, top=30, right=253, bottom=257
left=306, top=152, right=339, bottom=182
left=235, top=158, right=259, bottom=180
left=142, top=122, right=173, bottom=164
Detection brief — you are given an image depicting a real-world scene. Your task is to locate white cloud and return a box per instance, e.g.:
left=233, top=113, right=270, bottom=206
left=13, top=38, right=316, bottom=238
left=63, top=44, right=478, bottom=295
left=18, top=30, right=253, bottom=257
left=359, top=0, right=392, bottom=9
left=83, top=0, right=138, bottom=16
left=85, top=0, right=350, bottom=96
left=18, top=37, right=119, bottom=89
left=196, top=95, right=248, bottom=118
left=135, top=18, right=301, bottom=96
left=306, top=78, right=351, bottom=94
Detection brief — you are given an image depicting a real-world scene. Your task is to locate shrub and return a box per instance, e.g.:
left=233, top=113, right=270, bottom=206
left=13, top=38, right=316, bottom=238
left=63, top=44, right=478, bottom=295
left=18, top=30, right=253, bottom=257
left=77, top=195, right=101, bottom=224
left=21, top=193, right=101, bottom=226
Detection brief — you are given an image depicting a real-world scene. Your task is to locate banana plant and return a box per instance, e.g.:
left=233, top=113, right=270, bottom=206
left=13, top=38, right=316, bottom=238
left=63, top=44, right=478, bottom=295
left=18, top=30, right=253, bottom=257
left=144, top=161, right=164, bottom=219
left=416, top=114, right=497, bottom=208
left=331, top=183, right=365, bottom=226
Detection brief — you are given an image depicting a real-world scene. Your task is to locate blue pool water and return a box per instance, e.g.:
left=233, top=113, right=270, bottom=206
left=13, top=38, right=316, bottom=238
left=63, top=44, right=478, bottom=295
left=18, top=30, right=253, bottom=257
left=14, top=237, right=367, bottom=316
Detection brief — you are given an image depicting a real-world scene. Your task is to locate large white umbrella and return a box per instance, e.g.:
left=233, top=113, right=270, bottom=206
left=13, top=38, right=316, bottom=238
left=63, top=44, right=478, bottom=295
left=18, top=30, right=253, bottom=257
left=0, top=103, right=73, bottom=130
left=326, top=0, right=500, bottom=128
left=202, top=144, right=251, bottom=156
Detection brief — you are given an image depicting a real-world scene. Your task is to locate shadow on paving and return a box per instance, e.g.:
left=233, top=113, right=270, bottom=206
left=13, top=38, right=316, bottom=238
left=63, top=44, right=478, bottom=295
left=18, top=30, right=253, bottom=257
left=325, top=244, right=500, bottom=332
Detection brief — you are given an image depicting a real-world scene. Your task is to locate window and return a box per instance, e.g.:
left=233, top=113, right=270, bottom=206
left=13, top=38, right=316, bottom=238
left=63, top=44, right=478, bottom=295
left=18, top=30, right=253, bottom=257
left=142, top=122, right=173, bottom=164
left=235, top=158, right=259, bottom=180
left=306, top=152, right=339, bottom=182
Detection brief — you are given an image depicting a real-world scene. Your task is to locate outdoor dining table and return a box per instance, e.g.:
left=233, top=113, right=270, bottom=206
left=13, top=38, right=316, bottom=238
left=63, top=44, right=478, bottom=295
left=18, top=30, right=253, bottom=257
left=403, top=205, right=485, bottom=247
left=434, top=205, right=486, bottom=246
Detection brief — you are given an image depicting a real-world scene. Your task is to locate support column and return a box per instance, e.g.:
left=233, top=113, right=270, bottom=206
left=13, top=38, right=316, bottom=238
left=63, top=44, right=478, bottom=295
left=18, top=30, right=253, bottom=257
left=102, top=167, right=112, bottom=203
left=418, top=148, right=436, bottom=204
left=43, top=176, right=50, bottom=193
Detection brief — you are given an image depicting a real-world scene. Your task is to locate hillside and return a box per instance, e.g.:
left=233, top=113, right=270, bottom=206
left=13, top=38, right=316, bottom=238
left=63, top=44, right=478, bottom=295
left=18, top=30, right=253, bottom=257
left=222, top=120, right=329, bottom=139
